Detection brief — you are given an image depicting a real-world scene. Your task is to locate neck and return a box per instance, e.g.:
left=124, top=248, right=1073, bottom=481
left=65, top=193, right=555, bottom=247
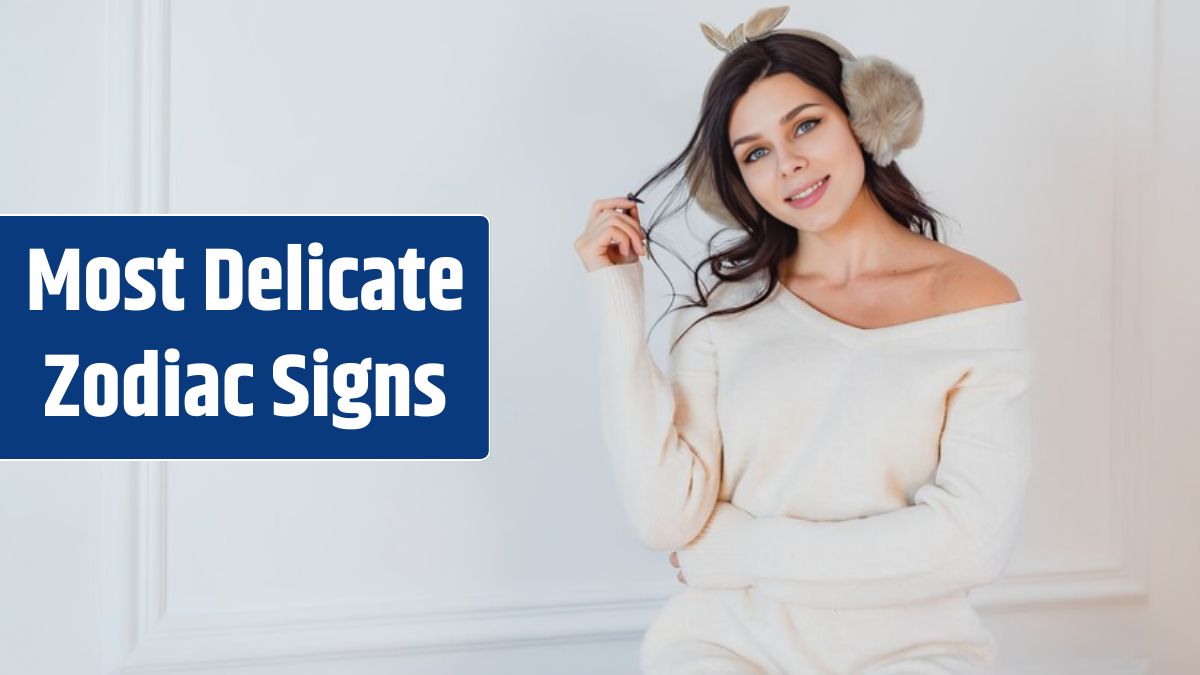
left=782, top=184, right=918, bottom=287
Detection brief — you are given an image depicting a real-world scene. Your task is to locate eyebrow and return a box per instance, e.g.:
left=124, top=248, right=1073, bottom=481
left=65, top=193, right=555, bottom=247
left=730, top=102, right=822, bottom=151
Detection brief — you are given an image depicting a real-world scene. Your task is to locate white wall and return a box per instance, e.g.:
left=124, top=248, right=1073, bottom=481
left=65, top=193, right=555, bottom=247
left=1, top=0, right=1195, bottom=673
left=1145, top=0, right=1200, bottom=672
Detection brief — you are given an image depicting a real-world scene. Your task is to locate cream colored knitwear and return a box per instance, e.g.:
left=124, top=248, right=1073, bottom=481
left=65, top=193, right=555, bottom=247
left=586, top=261, right=1034, bottom=673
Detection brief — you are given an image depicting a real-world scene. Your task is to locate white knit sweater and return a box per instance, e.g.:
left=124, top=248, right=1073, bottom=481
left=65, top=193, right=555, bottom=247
left=587, top=260, right=1034, bottom=618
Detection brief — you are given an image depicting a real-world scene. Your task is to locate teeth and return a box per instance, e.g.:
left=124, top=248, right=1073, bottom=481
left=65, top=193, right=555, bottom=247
left=789, top=177, right=826, bottom=201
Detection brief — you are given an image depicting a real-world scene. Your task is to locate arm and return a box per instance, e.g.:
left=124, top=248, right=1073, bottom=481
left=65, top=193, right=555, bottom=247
left=586, top=262, right=723, bottom=552
left=676, top=339, right=1034, bottom=608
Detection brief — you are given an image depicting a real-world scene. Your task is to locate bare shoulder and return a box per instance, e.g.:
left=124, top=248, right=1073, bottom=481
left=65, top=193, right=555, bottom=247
left=931, top=245, right=1022, bottom=310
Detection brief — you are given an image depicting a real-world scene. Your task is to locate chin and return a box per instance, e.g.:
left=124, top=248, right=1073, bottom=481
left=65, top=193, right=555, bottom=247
left=800, top=219, right=836, bottom=233
left=780, top=210, right=835, bottom=233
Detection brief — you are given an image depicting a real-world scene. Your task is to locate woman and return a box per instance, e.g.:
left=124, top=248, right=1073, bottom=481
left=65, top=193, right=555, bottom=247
left=573, top=6, right=1033, bottom=674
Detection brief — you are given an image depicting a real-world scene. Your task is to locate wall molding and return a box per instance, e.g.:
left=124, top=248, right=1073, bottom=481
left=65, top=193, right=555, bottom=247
left=99, top=452, right=1148, bottom=673
left=98, top=0, right=1155, bottom=671
left=104, top=0, right=169, bottom=214
left=1102, top=0, right=1155, bottom=614
left=1000, top=658, right=1149, bottom=675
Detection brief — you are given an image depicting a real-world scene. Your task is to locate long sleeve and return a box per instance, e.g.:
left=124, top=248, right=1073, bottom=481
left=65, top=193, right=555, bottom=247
left=586, top=262, right=723, bottom=552
left=675, top=335, right=1034, bottom=609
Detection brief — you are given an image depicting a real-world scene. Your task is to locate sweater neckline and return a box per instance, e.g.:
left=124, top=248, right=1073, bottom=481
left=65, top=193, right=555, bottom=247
left=768, top=281, right=1028, bottom=343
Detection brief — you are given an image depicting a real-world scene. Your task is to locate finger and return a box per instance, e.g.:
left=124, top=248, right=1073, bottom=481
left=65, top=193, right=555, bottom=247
left=597, top=216, right=644, bottom=257
left=595, top=208, right=643, bottom=235
left=609, top=211, right=646, bottom=255
left=609, top=220, right=634, bottom=257
left=590, top=197, right=641, bottom=224
left=617, top=208, right=645, bottom=235
left=669, top=551, right=679, bottom=568
left=610, top=204, right=642, bottom=230
left=600, top=211, right=647, bottom=255
left=596, top=223, right=633, bottom=257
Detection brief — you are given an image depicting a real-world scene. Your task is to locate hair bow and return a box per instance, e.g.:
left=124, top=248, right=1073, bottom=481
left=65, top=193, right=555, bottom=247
left=699, top=5, right=790, bottom=53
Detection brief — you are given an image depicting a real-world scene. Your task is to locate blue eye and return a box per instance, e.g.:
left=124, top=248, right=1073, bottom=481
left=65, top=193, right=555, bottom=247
left=743, top=119, right=820, bottom=164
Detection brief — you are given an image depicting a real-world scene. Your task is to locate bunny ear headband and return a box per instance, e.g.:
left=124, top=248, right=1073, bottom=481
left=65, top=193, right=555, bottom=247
left=688, top=5, right=924, bottom=229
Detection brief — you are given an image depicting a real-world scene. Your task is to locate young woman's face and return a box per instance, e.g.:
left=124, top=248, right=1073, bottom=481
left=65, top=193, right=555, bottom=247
left=727, top=72, right=865, bottom=233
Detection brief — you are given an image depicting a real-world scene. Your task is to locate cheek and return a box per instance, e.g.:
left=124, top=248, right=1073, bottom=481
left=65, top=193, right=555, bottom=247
left=816, top=135, right=863, bottom=195
left=744, top=169, right=782, bottom=213
left=837, top=151, right=865, bottom=195
left=744, top=168, right=770, bottom=198
left=835, top=133, right=865, bottom=177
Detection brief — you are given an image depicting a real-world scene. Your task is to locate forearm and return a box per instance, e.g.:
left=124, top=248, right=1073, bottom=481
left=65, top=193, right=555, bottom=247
left=587, top=263, right=723, bottom=551
left=679, top=498, right=1024, bottom=609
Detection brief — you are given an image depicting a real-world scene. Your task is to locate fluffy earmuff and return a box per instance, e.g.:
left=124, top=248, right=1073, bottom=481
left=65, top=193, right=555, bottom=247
left=841, top=55, right=924, bottom=168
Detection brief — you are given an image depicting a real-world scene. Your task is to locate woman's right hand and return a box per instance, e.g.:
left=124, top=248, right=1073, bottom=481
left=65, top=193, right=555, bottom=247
left=575, top=196, right=647, bottom=273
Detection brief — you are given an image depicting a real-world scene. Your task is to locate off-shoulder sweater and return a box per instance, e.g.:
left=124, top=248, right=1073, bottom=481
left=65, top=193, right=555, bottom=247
left=586, top=260, right=1034, bottom=610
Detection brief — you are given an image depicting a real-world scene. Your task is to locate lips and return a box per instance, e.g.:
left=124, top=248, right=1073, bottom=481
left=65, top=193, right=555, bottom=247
left=785, top=175, right=830, bottom=202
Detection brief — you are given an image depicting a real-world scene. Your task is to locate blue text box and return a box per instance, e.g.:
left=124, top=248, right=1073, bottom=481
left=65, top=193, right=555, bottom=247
left=2, top=214, right=489, bottom=460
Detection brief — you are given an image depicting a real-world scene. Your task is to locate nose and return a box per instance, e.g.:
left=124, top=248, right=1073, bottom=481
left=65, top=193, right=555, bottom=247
left=777, top=146, right=807, bottom=178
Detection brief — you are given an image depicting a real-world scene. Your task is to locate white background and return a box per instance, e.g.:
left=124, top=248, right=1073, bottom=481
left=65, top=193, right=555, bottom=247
left=1, top=0, right=1197, bottom=673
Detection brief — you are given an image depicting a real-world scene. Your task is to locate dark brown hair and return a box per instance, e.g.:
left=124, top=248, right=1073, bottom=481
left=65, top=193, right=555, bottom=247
left=625, top=33, right=950, bottom=353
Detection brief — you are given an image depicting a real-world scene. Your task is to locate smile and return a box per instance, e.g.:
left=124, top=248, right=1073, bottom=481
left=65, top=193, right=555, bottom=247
left=785, top=175, right=829, bottom=208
